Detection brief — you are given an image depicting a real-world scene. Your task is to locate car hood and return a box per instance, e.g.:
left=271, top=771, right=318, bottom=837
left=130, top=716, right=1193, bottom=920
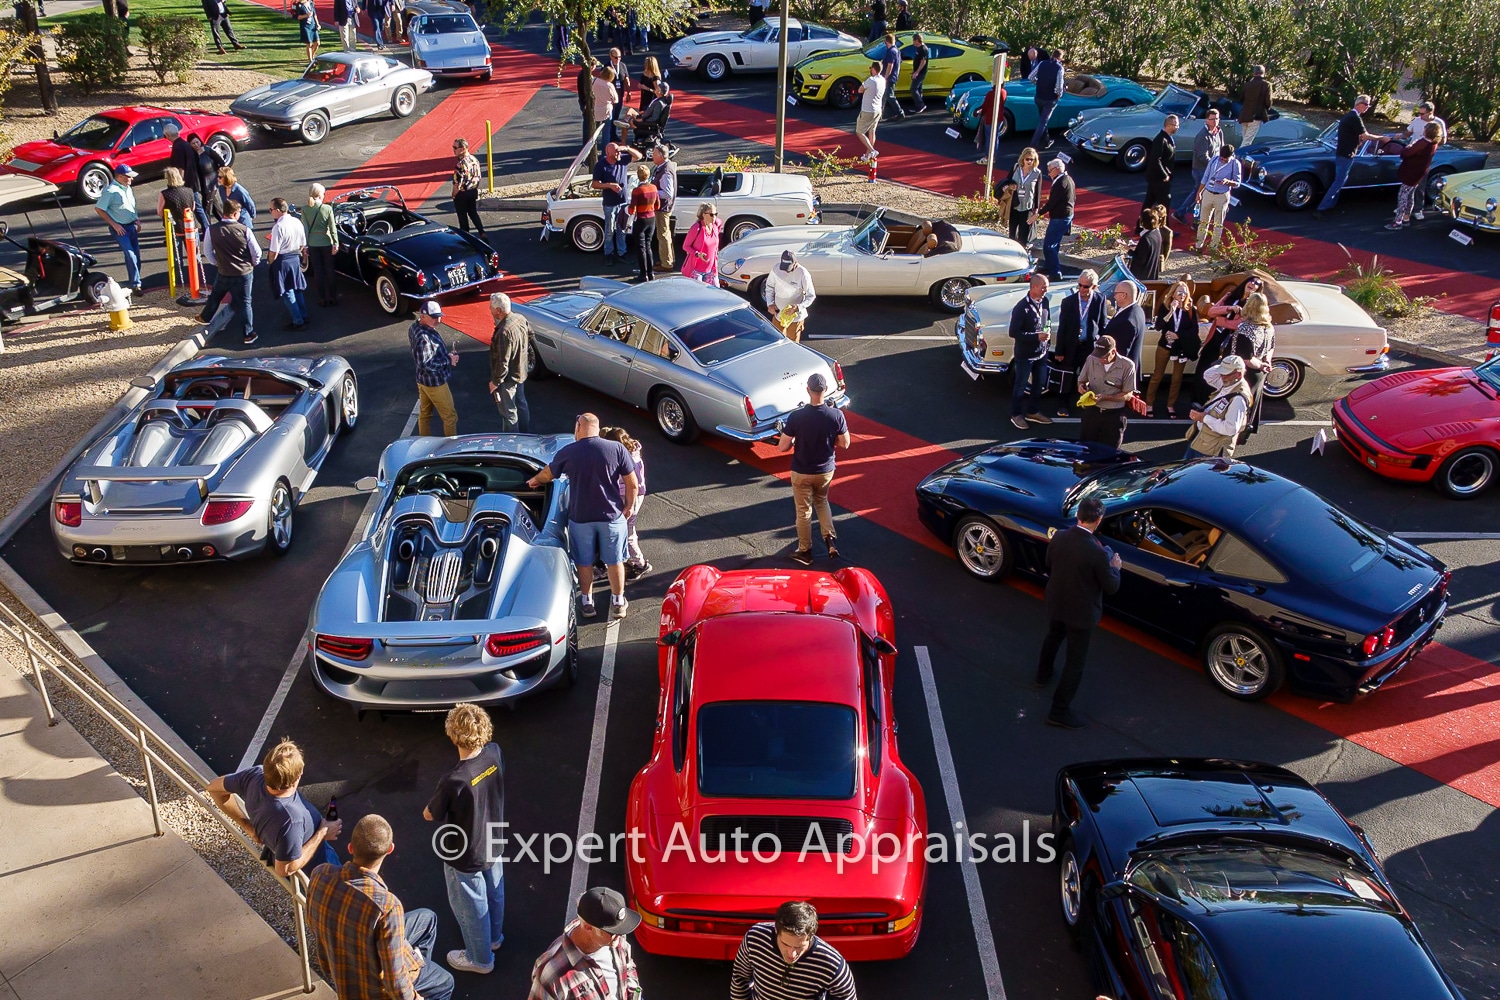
left=721, top=225, right=847, bottom=260
left=1069, top=105, right=1160, bottom=130
left=793, top=47, right=865, bottom=70
left=412, top=32, right=489, bottom=54
left=1441, top=168, right=1500, bottom=202
left=920, top=439, right=1136, bottom=513
left=679, top=29, right=747, bottom=46
left=6, top=139, right=91, bottom=168
left=1245, top=135, right=1331, bottom=163
left=1345, top=367, right=1500, bottom=451
left=706, top=339, right=841, bottom=419
left=373, top=223, right=490, bottom=261
left=232, top=79, right=330, bottom=110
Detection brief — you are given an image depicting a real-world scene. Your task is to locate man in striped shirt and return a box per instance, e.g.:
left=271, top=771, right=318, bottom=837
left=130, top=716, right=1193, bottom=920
left=730, top=901, right=857, bottom=1000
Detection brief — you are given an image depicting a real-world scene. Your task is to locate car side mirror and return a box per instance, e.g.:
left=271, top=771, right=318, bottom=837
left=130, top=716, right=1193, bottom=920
left=1098, top=880, right=1129, bottom=900
left=52, top=128, right=59, bottom=139
left=128, top=375, right=156, bottom=389
left=871, top=635, right=897, bottom=656
left=659, top=629, right=682, bottom=647
left=118, top=143, right=133, bottom=153
left=0, top=221, right=7, bottom=238
left=354, top=475, right=380, bottom=492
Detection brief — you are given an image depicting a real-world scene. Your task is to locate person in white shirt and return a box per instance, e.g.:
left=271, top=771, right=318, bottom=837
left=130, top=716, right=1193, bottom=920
left=267, top=197, right=310, bottom=331
left=763, top=250, right=817, bottom=342
left=1402, top=101, right=1447, bottom=220
left=1186, top=354, right=1252, bottom=458
left=854, top=61, right=886, bottom=162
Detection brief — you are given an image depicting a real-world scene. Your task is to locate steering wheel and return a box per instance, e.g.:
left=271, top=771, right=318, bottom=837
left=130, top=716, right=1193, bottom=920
left=367, top=219, right=394, bottom=236
left=414, top=472, right=462, bottom=498
left=182, top=381, right=227, bottom=400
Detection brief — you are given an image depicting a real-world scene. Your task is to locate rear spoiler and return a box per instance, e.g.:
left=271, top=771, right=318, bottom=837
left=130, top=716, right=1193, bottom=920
left=73, top=464, right=217, bottom=504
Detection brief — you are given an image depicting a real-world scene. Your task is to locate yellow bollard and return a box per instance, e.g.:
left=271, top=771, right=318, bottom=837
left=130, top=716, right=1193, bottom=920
left=486, top=119, right=494, bottom=193
left=162, top=210, right=177, bottom=300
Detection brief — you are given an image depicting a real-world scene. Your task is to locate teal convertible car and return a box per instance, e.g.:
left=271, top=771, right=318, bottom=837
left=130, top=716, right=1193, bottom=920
left=945, top=74, right=1155, bottom=141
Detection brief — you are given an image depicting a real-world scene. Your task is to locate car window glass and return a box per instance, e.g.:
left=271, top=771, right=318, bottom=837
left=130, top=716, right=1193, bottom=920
left=1243, top=489, right=1388, bottom=585
left=785, top=26, right=803, bottom=41
left=305, top=60, right=352, bottom=84
left=1126, top=900, right=1229, bottom=1000
left=808, top=23, right=837, bottom=38
left=861, top=638, right=882, bottom=776
left=418, top=14, right=477, bottom=31
left=674, top=306, right=783, bottom=365
left=743, top=22, right=771, bottom=42
left=124, top=117, right=171, bottom=148
left=1102, top=508, right=1219, bottom=566
left=60, top=115, right=131, bottom=151
left=697, top=701, right=857, bottom=798
left=671, top=639, right=694, bottom=772
left=1204, top=532, right=1287, bottom=583
left=586, top=306, right=634, bottom=341
left=1153, top=85, right=1199, bottom=118
left=631, top=324, right=679, bottom=361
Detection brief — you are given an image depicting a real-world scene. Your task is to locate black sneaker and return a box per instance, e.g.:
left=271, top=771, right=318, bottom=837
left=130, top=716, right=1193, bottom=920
left=1047, top=709, right=1086, bottom=729
left=1033, top=671, right=1053, bottom=689
left=791, top=549, right=814, bottom=566
left=579, top=595, right=597, bottom=618
left=243, top=332, right=259, bottom=345
left=824, top=536, right=839, bottom=560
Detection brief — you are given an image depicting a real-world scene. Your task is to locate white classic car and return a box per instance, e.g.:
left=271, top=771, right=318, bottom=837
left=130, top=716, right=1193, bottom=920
left=669, top=18, right=862, bottom=81
left=542, top=138, right=821, bottom=253
left=956, top=257, right=1390, bottom=398
left=717, top=208, right=1034, bottom=312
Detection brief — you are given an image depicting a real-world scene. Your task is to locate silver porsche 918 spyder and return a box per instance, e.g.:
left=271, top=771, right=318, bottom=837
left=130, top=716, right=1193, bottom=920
left=52, top=355, right=358, bottom=564
left=305, top=433, right=578, bottom=712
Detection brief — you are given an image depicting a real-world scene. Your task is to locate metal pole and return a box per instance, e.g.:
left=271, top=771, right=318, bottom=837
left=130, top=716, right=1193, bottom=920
left=163, top=211, right=177, bottom=299
left=23, top=631, right=57, bottom=726
left=773, top=0, right=789, bottom=171
left=138, top=725, right=164, bottom=838
left=983, top=52, right=1008, bottom=201
left=293, top=878, right=315, bottom=993
left=486, top=119, right=495, bottom=193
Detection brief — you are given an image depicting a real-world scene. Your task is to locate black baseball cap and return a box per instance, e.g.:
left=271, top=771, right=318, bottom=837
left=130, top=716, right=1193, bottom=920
left=577, top=887, right=641, bottom=935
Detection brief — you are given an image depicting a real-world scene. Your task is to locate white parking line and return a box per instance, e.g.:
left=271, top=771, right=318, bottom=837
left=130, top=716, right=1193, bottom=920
left=1396, top=532, right=1500, bottom=541
left=566, top=619, right=621, bottom=920
left=914, top=645, right=1008, bottom=1000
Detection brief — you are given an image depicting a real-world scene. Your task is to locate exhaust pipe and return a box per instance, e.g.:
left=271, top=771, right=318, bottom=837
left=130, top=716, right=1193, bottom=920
left=479, top=536, right=499, bottom=559
left=398, top=538, right=416, bottom=561
left=177, top=546, right=195, bottom=561
left=90, top=547, right=108, bottom=562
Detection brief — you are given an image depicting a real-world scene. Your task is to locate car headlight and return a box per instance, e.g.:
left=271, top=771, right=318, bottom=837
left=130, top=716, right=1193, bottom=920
left=1104, top=131, right=1114, bottom=146
left=1068, top=115, right=1081, bottom=127
left=1089, top=133, right=1099, bottom=145
left=1432, top=175, right=1447, bottom=192
left=1487, top=198, right=1498, bottom=214
left=921, top=476, right=952, bottom=495
left=808, top=73, right=830, bottom=81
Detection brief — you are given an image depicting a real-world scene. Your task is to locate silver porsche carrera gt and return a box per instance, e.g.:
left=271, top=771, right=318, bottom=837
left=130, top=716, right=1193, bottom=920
left=305, top=433, right=578, bottom=711
left=52, top=355, right=358, bottom=564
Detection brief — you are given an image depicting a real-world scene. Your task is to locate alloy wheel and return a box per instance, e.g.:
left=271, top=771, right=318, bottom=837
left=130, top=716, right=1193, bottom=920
left=1059, top=850, right=1082, bottom=926
left=269, top=483, right=294, bottom=551
left=956, top=518, right=1005, bottom=578
left=1206, top=632, right=1269, bottom=696
left=340, top=373, right=359, bottom=429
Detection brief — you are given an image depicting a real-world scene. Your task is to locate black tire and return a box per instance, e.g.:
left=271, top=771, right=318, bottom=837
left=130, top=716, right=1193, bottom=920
left=567, top=216, right=606, bottom=253
left=76, top=162, right=112, bottom=203
left=527, top=340, right=555, bottom=379
left=391, top=83, right=418, bottom=118
left=952, top=514, right=1011, bottom=581
left=1058, top=837, right=1084, bottom=940
left=724, top=215, right=766, bottom=243
left=747, top=274, right=768, bottom=314
left=954, top=72, right=984, bottom=85
left=266, top=479, right=295, bottom=556
left=1116, top=138, right=1150, bottom=172
left=699, top=54, right=729, bottom=81
left=1109, top=97, right=1135, bottom=107
left=373, top=270, right=405, bottom=315
left=299, top=111, right=330, bottom=145
left=1434, top=446, right=1498, bottom=500
left=480, top=68, right=493, bottom=82
left=652, top=388, right=699, bottom=444
left=206, top=131, right=237, bottom=167
left=930, top=276, right=973, bottom=313
left=828, top=77, right=862, bottom=110
left=1201, top=622, right=1284, bottom=700
left=561, top=609, right=579, bottom=688
left=337, top=371, right=359, bottom=433
left=995, top=108, right=1015, bottom=140
left=1425, top=168, right=1454, bottom=204
left=1261, top=358, right=1303, bottom=399
left=84, top=272, right=111, bottom=303
left=1276, top=172, right=1320, bottom=211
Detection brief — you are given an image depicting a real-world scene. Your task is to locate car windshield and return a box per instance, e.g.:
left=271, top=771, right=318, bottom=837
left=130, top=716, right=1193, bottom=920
left=1317, top=123, right=1339, bottom=146
left=58, top=115, right=130, bottom=152
left=1130, top=843, right=1396, bottom=913
left=848, top=210, right=887, bottom=254
left=1243, top=488, right=1387, bottom=584
left=1152, top=85, right=1200, bottom=117
left=1066, top=463, right=1192, bottom=512
left=1474, top=355, right=1500, bottom=390
left=304, top=60, right=352, bottom=84
left=674, top=306, right=784, bottom=365
left=742, top=21, right=772, bottom=42
left=697, top=701, right=857, bottom=799
left=417, top=13, right=477, bottom=32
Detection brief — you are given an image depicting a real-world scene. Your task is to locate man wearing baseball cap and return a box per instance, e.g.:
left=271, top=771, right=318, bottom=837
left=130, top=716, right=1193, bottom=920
left=762, top=249, right=816, bottom=342
left=94, top=163, right=142, bottom=291
left=777, top=372, right=850, bottom=565
left=1186, top=354, right=1252, bottom=458
left=409, top=300, right=460, bottom=436
left=528, top=887, right=643, bottom=1000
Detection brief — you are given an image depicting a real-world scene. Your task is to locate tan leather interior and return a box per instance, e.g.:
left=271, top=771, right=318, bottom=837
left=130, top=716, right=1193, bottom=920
left=1140, top=269, right=1305, bottom=325
left=1064, top=75, right=1106, bottom=98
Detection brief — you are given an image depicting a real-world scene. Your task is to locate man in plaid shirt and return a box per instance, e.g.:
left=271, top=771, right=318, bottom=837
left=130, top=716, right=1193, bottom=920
left=451, top=137, right=485, bottom=237
left=307, top=814, right=454, bottom=1000
left=529, top=887, right=644, bottom=1000
left=409, top=300, right=459, bottom=436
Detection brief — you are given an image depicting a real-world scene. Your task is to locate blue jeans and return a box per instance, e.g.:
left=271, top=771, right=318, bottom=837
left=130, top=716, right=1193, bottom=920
left=602, top=204, right=629, bottom=258
left=1011, top=353, right=1049, bottom=417
left=1030, top=99, right=1057, bottom=148
left=404, top=908, right=455, bottom=1000
left=1317, top=155, right=1355, bottom=211
left=445, top=861, right=504, bottom=967
left=114, top=221, right=141, bottom=288
left=1174, top=168, right=1204, bottom=217
left=1042, top=216, right=1071, bottom=279
left=199, top=271, right=254, bottom=339
left=282, top=285, right=307, bottom=325
left=495, top=380, right=529, bottom=432
left=370, top=13, right=385, bottom=47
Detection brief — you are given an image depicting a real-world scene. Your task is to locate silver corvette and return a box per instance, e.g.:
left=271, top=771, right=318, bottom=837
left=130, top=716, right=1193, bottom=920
left=305, top=433, right=577, bottom=711
left=52, top=355, right=358, bottom=564
left=518, top=276, right=849, bottom=444
left=229, top=53, right=435, bottom=145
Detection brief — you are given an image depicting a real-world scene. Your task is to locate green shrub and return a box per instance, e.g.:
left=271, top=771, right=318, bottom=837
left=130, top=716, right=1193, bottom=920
left=138, top=14, right=206, bottom=84
left=722, top=151, right=765, bottom=172
left=1207, top=219, right=1292, bottom=275
left=55, top=14, right=130, bottom=94
left=1337, top=253, right=1438, bottom=318
left=1413, top=0, right=1500, bottom=141
left=954, top=191, right=1004, bottom=228
left=804, top=148, right=857, bottom=182
left=1292, top=0, right=1416, bottom=107
left=1073, top=223, right=1127, bottom=251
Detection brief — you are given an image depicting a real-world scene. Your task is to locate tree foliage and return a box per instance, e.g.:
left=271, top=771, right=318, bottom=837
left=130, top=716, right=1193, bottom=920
left=55, top=14, right=130, bottom=95
left=1412, top=0, right=1500, bottom=140
left=138, top=14, right=207, bottom=84
left=1290, top=0, right=1416, bottom=108
left=1178, top=0, right=1297, bottom=93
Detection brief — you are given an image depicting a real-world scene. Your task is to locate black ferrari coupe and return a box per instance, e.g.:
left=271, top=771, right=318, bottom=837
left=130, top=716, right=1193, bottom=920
left=1054, top=758, right=1464, bottom=1000
left=914, top=440, right=1449, bottom=701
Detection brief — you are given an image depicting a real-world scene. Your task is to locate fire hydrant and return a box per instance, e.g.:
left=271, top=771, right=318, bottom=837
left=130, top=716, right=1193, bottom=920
left=97, top=277, right=134, bottom=331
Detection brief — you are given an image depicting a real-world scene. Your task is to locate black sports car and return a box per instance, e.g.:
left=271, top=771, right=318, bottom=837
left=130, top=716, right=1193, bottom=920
left=325, top=186, right=503, bottom=314
left=1054, top=758, right=1465, bottom=1000
left=914, top=440, right=1449, bottom=701
left=1238, top=127, right=1488, bottom=212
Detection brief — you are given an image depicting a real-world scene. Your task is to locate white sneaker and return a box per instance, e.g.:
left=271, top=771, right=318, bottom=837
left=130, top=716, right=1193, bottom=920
left=448, top=950, right=493, bottom=974
left=611, top=596, right=629, bottom=620
left=1413, top=210, right=1426, bottom=221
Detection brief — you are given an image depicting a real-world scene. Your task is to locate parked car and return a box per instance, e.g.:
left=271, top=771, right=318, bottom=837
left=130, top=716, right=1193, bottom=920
left=718, top=207, right=1033, bottom=313
left=792, top=32, right=1003, bottom=109
left=915, top=441, right=1449, bottom=701
left=319, top=186, right=503, bottom=314
left=52, top=355, right=359, bottom=564
left=0, top=174, right=112, bottom=322
left=542, top=138, right=821, bottom=253
left=1433, top=167, right=1500, bottom=234
left=1065, top=84, right=1322, bottom=172
left=0, top=105, right=249, bottom=202
left=669, top=18, right=862, bottom=80
left=1055, top=758, right=1466, bottom=1000
left=305, top=433, right=578, bottom=712
left=409, top=9, right=492, bottom=81
left=514, top=276, right=848, bottom=444
left=957, top=256, right=1389, bottom=398
left=946, top=74, right=1155, bottom=141
left=398, top=0, right=473, bottom=39
left=628, top=564, right=926, bottom=961
left=230, top=53, right=434, bottom=145
left=1239, top=130, right=1488, bottom=212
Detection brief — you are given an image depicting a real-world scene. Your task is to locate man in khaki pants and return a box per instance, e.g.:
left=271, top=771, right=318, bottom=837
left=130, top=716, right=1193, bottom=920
left=408, top=300, right=459, bottom=436
left=1193, top=144, right=1242, bottom=253
left=777, top=373, right=850, bottom=565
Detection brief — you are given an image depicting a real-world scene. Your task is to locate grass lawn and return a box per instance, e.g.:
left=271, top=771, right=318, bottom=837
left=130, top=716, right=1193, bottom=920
left=48, top=0, right=316, bottom=80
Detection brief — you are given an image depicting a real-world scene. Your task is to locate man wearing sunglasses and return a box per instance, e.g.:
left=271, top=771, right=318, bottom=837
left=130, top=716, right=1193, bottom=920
left=731, top=901, right=856, bottom=1000
left=452, top=137, right=485, bottom=237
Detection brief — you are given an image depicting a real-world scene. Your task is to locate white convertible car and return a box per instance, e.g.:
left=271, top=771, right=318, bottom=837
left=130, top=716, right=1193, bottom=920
left=717, top=208, right=1034, bottom=312
left=542, top=140, right=821, bottom=253
left=956, top=256, right=1390, bottom=398
left=669, top=18, right=862, bottom=81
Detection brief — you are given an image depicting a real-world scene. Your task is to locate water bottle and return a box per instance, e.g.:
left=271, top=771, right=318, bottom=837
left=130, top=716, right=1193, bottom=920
left=1192, top=202, right=1201, bottom=221
left=325, top=795, right=339, bottom=822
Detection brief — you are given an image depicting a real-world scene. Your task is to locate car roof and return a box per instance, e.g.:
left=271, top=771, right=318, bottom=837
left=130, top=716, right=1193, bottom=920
left=1099, top=459, right=1302, bottom=528
left=602, top=278, right=753, bottom=330
left=693, top=613, right=862, bottom=708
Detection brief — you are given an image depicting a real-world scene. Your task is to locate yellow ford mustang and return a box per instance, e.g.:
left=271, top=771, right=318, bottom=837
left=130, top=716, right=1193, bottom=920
left=791, top=32, right=1002, bottom=109
left=1434, top=168, right=1500, bottom=234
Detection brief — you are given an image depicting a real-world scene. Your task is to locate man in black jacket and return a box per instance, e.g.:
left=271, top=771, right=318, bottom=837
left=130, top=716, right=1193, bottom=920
left=1035, top=496, right=1121, bottom=728
left=1100, top=279, right=1147, bottom=372
left=167, top=123, right=197, bottom=187
left=1031, top=156, right=1074, bottom=280
left=1053, top=268, right=1106, bottom=403
left=1028, top=48, right=1064, bottom=148
left=1007, top=273, right=1052, bottom=430
left=1142, top=114, right=1178, bottom=210
left=201, top=0, right=243, bottom=53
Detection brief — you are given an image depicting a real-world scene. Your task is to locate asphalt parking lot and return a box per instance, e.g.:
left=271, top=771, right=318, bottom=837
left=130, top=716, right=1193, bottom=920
left=4, top=29, right=1499, bottom=999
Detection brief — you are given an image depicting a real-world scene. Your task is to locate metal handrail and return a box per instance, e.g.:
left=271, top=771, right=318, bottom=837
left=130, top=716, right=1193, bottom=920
left=0, top=597, right=317, bottom=994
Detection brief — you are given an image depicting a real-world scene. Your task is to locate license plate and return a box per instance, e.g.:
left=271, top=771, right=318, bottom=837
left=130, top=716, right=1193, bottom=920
left=447, top=263, right=467, bottom=285
left=945, top=127, right=961, bottom=139
left=961, top=361, right=980, bottom=381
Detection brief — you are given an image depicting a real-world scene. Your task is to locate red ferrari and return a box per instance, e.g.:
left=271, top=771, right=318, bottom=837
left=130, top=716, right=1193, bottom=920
left=626, top=565, right=927, bottom=961
left=1333, top=347, right=1500, bottom=498
left=1, top=106, right=250, bottom=203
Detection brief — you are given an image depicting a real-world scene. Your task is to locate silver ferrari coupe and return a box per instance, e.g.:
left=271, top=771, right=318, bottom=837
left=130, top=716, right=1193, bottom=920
left=52, top=355, right=358, bottom=564
left=305, top=433, right=578, bottom=711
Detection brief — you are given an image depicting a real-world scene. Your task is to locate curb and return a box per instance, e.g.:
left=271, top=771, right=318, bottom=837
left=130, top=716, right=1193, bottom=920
left=1388, top=337, right=1473, bottom=367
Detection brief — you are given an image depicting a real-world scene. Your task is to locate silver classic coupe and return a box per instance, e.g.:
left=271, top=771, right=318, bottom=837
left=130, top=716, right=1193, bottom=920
left=517, top=277, right=849, bottom=443
left=230, top=53, right=435, bottom=145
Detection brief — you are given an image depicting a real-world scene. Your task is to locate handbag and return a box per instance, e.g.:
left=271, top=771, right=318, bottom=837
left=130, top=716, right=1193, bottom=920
left=1127, top=393, right=1148, bottom=417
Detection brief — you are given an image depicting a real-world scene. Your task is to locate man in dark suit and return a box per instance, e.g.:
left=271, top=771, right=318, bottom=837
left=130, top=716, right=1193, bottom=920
left=1053, top=267, right=1106, bottom=404
left=1007, top=273, right=1052, bottom=430
left=1101, top=279, right=1147, bottom=373
left=1036, top=496, right=1122, bottom=728
left=1142, top=114, right=1178, bottom=211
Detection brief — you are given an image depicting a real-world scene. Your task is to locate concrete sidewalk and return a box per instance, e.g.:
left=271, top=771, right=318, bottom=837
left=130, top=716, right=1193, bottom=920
left=0, top=655, right=334, bottom=1000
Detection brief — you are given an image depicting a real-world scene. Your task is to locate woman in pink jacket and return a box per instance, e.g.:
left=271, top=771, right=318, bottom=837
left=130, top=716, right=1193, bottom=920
left=680, top=204, right=724, bottom=285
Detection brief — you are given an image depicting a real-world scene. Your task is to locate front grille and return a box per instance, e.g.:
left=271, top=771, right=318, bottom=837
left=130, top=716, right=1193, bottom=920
left=699, top=816, right=856, bottom=855
left=425, top=549, right=464, bottom=604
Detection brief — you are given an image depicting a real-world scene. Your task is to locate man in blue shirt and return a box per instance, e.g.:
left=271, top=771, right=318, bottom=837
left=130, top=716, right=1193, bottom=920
left=590, top=141, right=641, bottom=265
left=777, top=373, right=850, bottom=565
left=409, top=300, right=459, bottom=436
left=1193, top=144, right=1242, bottom=252
left=207, top=738, right=340, bottom=877
left=94, top=163, right=142, bottom=291
left=1008, top=273, right=1053, bottom=430
left=879, top=32, right=905, bottom=120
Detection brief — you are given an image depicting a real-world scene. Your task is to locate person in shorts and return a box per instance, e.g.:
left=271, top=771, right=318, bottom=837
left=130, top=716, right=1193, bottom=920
left=527, top=413, right=639, bottom=620
left=855, top=61, right=886, bottom=163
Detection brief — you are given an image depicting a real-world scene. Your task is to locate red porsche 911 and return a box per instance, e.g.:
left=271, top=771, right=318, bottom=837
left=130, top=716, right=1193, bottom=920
left=0, top=106, right=250, bottom=202
left=626, top=565, right=928, bottom=961
left=1333, top=348, right=1500, bottom=499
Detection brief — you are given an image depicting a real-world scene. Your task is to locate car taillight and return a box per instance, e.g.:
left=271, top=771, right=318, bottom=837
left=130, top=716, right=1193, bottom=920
left=202, top=499, right=254, bottom=525
left=316, top=635, right=374, bottom=660
left=1361, top=626, right=1398, bottom=657
left=416, top=270, right=427, bottom=288
left=1361, top=633, right=1379, bottom=656
left=833, top=360, right=846, bottom=391
left=485, top=627, right=549, bottom=657
left=744, top=395, right=756, bottom=426
left=488, top=252, right=501, bottom=272
left=54, top=501, right=82, bottom=526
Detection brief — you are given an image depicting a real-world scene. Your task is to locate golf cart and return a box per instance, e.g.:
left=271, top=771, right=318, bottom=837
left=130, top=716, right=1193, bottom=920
left=0, top=173, right=111, bottom=324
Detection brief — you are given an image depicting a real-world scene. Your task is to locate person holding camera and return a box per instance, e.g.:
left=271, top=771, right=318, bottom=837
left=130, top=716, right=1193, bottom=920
left=1034, top=496, right=1122, bottom=730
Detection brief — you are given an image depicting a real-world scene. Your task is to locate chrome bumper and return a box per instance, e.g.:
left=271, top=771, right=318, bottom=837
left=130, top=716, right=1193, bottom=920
left=956, top=316, right=1008, bottom=377
left=716, top=393, right=852, bottom=442
left=1240, top=178, right=1276, bottom=197
left=1346, top=353, right=1391, bottom=374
